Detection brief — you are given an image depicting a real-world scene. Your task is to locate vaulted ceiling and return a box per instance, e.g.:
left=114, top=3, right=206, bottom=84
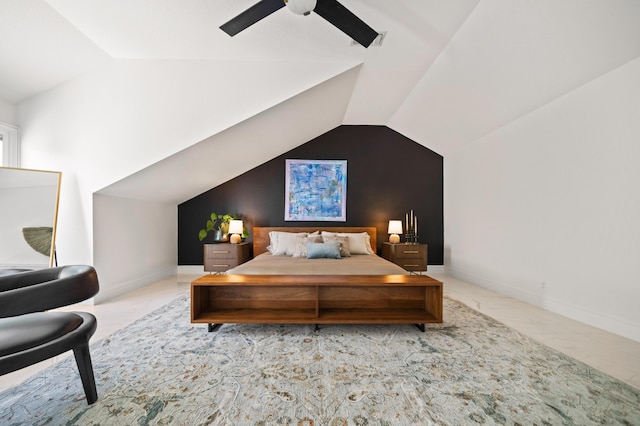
left=2, top=0, right=640, bottom=202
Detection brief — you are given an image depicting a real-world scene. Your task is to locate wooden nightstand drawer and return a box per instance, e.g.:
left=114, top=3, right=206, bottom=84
left=204, top=243, right=250, bottom=272
left=204, top=258, right=240, bottom=272
left=395, top=259, right=427, bottom=271
left=394, top=246, right=426, bottom=259
left=205, top=247, right=236, bottom=259
left=381, top=242, right=428, bottom=272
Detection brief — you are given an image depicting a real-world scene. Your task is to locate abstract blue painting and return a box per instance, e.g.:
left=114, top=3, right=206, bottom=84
left=285, top=159, right=347, bottom=221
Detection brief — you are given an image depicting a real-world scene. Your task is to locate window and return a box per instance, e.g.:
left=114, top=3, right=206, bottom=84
left=0, top=122, right=19, bottom=167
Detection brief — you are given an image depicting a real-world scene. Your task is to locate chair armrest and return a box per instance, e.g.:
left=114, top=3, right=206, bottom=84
left=0, top=265, right=99, bottom=318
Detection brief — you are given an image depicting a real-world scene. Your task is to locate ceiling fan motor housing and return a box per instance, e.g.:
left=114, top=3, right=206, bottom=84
left=284, top=0, right=317, bottom=16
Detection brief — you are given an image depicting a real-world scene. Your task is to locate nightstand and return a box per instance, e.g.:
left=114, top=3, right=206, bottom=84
left=203, top=243, right=250, bottom=273
left=381, top=242, right=428, bottom=272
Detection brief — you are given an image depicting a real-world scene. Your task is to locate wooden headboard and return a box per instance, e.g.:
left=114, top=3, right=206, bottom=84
left=253, top=227, right=377, bottom=256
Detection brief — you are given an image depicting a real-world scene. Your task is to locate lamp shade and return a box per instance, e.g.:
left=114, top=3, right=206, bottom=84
left=388, top=220, right=402, bottom=243
left=388, top=220, right=403, bottom=235
left=228, top=220, right=243, bottom=235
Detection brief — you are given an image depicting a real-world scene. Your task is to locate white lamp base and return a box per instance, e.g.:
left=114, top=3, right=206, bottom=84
left=230, top=234, right=241, bottom=244
left=389, top=234, right=400, bottom=244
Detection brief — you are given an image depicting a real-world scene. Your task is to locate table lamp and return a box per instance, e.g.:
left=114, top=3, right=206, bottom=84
left=228, top=220, right=243, bottom=244
left=388, top=220, right=403, bottom=244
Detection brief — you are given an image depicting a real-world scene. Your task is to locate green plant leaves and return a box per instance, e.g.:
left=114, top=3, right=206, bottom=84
left=198, top=211, right=243, bottom=241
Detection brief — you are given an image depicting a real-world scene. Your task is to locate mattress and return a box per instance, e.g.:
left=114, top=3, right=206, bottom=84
left=226, top=252, right=408, bottom=275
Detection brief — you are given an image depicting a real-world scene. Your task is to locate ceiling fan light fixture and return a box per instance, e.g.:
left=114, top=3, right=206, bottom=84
left=284, top=0, right=317, bottom=16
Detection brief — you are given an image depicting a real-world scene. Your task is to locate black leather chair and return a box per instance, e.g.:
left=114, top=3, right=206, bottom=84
left=0, top=265, right=100, bottom=404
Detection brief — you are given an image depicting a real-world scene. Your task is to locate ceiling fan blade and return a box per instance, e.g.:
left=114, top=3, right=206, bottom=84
left=313, top=0, right=378, bottom=47
left=220, top=0, right=286, bottom=37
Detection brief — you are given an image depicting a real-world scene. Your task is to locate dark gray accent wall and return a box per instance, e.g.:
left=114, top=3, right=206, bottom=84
left=178, top=125, right=443, bottom=265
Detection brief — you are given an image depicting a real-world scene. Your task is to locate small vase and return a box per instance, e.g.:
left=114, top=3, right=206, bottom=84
left=212, top=230, right=228, bottom=242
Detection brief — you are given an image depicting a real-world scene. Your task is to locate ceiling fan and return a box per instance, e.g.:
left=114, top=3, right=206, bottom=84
left=220, top=0, right=379, bottom=48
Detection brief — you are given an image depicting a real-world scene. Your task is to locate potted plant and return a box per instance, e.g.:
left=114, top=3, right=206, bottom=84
left=198, top=212, right=247, bottom=242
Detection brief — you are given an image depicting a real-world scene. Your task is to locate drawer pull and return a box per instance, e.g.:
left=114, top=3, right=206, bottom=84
left=404, top=264, right=420, bottom=267
left=403, top=250, right=420, bottom=254
left=213, top=250, right=231, bottom=254
left=212, top=264, right=230, bottom=267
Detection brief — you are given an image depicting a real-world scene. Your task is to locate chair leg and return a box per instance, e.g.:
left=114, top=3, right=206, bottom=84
left=73, top=342, right=98, bottom=404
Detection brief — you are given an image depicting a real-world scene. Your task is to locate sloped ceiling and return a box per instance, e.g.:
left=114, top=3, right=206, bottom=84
left=388, top=0, right=640, bottom=155
left=2, top=0, right=640, bottom=202
left=0, top=0, right=111, bottom=103
left=98, top=65, right=363, bottom=203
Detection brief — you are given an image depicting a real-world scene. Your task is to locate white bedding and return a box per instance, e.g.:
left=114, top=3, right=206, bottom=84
left=226, top=253, right=408, bottom=275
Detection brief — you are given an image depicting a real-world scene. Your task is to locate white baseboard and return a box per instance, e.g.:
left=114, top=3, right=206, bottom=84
left=446, top=265, right=640, bottom=343
left=177, top=265, right=205, bottom=275
left=425, top=265, right=445, bottom=275
left=95, top=266, right=177, bottom=304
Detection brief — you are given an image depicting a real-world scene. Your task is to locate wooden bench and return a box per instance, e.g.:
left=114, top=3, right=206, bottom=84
left=191, top=274, right=443, bottom=332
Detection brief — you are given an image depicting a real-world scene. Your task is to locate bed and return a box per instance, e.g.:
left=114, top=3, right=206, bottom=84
left=190, top=227, right=442, bottom=331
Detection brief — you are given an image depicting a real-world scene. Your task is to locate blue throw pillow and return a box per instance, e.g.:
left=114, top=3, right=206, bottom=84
left=306, top=242, right=341, bottom=259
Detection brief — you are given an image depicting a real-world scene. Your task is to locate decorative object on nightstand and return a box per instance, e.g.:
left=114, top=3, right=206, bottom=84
left=198, top=212, right=234, bottom=242
left=204, top=243, right=250, bottom=273
left=404, top=209, right=419, bottom=244
left=381, top=242, right=428, bottom=272
left=228, top=220, right=243, bottom=244
left=387, top=220, right=403, bottom=244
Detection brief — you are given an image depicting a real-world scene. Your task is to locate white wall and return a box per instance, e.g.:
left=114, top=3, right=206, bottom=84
left=0, top=99, right=17, bottom=125
left=445, top=57, right=640, bottom=342
left=16, top=58, right=356, bottom=299
left=93, top=194, right=177, bottom=303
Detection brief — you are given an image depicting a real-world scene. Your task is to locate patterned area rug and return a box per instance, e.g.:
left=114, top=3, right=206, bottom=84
left=1, top=295, right=639, bottom=425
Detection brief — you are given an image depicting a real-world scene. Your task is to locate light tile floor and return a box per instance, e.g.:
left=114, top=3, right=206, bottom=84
left=1, top=273, right=639, bottom=392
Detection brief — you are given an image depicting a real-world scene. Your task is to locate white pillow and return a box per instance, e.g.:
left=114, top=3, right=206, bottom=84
left=268, top=231, right=308, bottom=256
left=321, top=231, right=374, bottom=255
